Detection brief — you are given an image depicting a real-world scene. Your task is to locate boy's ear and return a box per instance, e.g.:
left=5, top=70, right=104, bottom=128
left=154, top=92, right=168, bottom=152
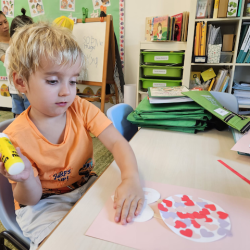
left=12, top=72, right=28, bottom=93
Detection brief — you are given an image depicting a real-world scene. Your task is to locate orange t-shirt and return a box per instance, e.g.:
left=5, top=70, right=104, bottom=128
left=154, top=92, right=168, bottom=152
left=4, top=96, right=112, bottom=209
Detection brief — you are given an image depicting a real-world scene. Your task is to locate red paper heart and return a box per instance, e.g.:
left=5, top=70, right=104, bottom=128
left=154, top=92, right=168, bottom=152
left=205, top=217, right=213, bottom=223
left=217, top=211, right=228, bottom=220
left=174, top=220, right=187, bottom=229
left=184, top=200, right=195, bottom=206
left=177, top=212, right=188, bottom=219
left=180, top=229, right=193, bottom=238
left=158, top=203, right=168, bottom=212
left=191, top=220, right=201, bottom=228
left=163, top=199, right=172, bottom=207
left=199, top=208, right=210, bottom=215
left=181, top=195, right=190, bottom=201
left=187, top=213, right=195, bottom=219
left=192, top=211, right=205, bottom=219
left=205, top=204, right=216, bottom=211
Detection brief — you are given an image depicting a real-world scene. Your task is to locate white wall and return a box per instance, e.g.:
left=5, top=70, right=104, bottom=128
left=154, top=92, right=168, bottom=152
left=124, top=0, right=191, bottom=85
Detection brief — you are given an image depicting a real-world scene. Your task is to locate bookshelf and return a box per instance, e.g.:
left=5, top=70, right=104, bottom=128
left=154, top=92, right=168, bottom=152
left=184, top=0, right=250, bottom=109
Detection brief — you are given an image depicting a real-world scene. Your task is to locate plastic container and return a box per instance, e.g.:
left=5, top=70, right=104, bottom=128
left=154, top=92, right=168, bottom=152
left=0, top=133, right=25, bottom=175
left=141, top=65, right=183, bottom=78
left=220, top=52, right=233, bottom=63
left=141, top=51, right=184, bottom=64
left=140, top=78, right=182, bottom=88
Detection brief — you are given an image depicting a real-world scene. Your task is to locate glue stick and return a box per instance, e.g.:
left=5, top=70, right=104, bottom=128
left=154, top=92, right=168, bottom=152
left=0, top=133, right=25, bottom=175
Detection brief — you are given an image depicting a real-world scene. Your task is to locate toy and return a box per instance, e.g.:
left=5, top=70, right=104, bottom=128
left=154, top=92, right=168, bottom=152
left=82, top=7, right=88, bottom=23
left=100, top=5, right=107, bottom=22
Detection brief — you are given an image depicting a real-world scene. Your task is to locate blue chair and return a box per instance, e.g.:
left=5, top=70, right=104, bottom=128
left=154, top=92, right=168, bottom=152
left=0, top=118, right=29, bottom=250
left=107, top=104, right=138, bottom=141
left=210, top=91, right=239, bottom=114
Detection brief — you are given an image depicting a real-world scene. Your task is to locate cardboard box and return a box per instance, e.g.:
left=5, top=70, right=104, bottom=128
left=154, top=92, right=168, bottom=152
left=218, top=0, right=229, bottom=18
left=222, top=34, right=234, bottom=51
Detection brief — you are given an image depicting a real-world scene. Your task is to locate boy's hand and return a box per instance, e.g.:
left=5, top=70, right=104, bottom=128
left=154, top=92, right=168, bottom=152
left=0, top=147, right=33, bottom=182
left=113, top=176, right=144, bottom=225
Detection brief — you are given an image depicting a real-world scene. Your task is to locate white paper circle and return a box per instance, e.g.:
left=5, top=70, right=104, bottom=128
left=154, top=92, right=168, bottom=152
left=133, top=204, right=154, bottom=222
left=143, top=187, right=161, bottom=204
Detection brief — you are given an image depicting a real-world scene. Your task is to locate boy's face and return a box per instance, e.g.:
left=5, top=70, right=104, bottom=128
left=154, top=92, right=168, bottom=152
left=15, top=56, right=81, bottom=118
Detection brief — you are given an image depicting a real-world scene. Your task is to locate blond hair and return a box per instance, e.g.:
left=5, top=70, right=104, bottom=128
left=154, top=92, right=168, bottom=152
left=8, top=22, right=84, bottom=83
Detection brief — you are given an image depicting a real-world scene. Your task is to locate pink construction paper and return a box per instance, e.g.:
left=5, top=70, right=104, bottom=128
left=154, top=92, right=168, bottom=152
left=85, top=181, right=250, bottom=250
left=231, top=132, right=250, bottom=154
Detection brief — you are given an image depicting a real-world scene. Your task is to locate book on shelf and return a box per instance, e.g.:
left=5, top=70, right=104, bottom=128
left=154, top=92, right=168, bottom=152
left=153, top=16, right=169, bottom=41
left=206, top=0, right=215, bottom=18
left=243, top=49, right=250, bottom=63
left=184, top=12, right=189, bottom=42
left=208, top=78, right=216, bottom=91
left=172, top=13, right=183, bottom=41
left=218, top=0, right=229, bottom=18
left=227, top=0, right=238, bottom=17
left=196, top=0, right=208, bottom=18
left=236, top=25, right=250, bottom=63
left=213, top=0, right=220, bottom=18
left=237, top=0, right=243, bottom=17
left=213, top=69, right=228, bottom=91
left=145, top=17, right=154, bottom=42
left=172, top=17, right=176, bottom=41
left=221, top=76, right=230, bottom=92
left=219, top=74, right=229, bottom=91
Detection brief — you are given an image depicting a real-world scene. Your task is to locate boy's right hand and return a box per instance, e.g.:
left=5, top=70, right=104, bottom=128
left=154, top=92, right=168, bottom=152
left=0, top=147, right=33, bottom=183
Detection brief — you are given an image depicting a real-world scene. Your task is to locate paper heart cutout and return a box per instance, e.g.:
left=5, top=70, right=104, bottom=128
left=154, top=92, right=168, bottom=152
left=205, top=204, right=216, bottom=211
left=218, top=219, right=230, bottom=228
left=161, top=211, right=177, bottom=219
left=174, top=220, right=187, bottom=229
left=173, top=195, right=182, bottom=202
left=177, top=212, right=188, bottom=219
left=180, top=229, right=193, bottom=238
left=191, top=219, right=201, bottom=228
left=175, top=202, right=185, bottom=208
left=200, top=208, right=210, bottom=216
left=164, top=217, right=175, bottom=227
left=181, top=219, right=191, bottom=227
left=196, top=218, right=207, bottom=226
left=200, top=229, right=214, bottom=238
left=163, top=199, right=172, bottom=207
left=191, top=232, right=201, bottom=239
left=210, top=211, right=219, bottom=219
left=205, top=217, right=213, bottom=223
left=158, top=203, right=168, bottom=212
left=217, top=211, right=229, bottom=220
left=203, top=223, right=218, bottom=231
left=196, top=202, right=208, bottom=208
left=181, top=195, right=195, bottom=206
left=217, top=227, right=232, bottom=236
left=192, top=211, right=206, bottom=219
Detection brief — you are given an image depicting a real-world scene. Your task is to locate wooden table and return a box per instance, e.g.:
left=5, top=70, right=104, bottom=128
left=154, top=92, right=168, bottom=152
left=39, top=128, right=250, bottom=250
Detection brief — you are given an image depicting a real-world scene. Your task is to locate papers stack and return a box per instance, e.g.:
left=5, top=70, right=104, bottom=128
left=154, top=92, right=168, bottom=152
left=127, top=97, right=213, bottom=134
left=233, top=82, right=250, bottom=105
left=148, top=86, right=193, bottom=104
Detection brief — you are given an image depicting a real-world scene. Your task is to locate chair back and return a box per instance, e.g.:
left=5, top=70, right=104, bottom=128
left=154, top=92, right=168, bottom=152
left=0, top=118, right=30, bottom=246
left=210, top=91, right=239, bottom=114
left=107, top=104, right=138, bottom=141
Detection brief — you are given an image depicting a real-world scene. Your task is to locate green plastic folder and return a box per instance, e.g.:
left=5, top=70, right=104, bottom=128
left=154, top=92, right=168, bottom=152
left=183, top=91, right=250, bottom=133
left=135, top=97, right=204, bottom=114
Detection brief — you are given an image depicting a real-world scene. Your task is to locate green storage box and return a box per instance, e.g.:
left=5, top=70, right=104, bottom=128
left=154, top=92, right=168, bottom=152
left=141, top=65, right=183, bottom=78
left=141, top=51, right=184, bottom=64
left=140, top=78, right=182, bottom=88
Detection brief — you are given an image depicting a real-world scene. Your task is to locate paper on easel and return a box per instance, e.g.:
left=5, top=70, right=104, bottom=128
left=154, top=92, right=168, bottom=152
left=124, top=84, right=136, bottom=110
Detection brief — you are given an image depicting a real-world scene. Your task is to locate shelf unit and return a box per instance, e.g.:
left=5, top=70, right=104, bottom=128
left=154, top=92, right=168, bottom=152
left=184, top=0, right=250, bottom=109
left=136, top=41, right=187, bottom=105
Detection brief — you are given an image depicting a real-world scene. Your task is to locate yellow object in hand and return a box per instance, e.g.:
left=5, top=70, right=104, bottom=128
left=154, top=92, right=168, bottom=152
left=0, top=133, right=25, bottom=175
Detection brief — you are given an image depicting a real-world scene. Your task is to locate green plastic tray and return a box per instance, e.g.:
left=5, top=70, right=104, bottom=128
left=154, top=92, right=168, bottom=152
left=141, top=65, right=183, bottom=78
left=141, top=52, right=184, bottom=64
left=140, top=78, right=182, bottom=88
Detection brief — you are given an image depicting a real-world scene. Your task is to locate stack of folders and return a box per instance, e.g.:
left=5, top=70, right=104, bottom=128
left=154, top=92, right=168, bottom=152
left=147, top=86, right=193, bottom=104
left=233, top=82, right=250, bottom=105
left=212, top=69, right=230, bottom=92
left=127, top=96, right=213, bottom=134
left=236, top=22, right=250, bottom=63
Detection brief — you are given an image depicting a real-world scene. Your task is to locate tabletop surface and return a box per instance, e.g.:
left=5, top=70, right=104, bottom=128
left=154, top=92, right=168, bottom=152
left=39, top=128, right=250, bottom=250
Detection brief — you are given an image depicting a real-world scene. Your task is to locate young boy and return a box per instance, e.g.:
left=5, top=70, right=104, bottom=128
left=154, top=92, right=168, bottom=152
left=0, top=22, right=144, bottom=249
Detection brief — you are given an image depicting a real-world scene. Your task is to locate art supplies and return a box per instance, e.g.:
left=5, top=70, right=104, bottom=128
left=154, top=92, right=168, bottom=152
left=201, top=68, right=216, bottom=82
left=86, top=181, right=250, bottom=250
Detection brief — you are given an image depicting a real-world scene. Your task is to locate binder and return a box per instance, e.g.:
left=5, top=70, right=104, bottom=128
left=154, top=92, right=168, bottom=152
left=237, top=0, right=243, bottom=17
left=240, top=33, right=250, bottom=63
left=236, top=25, right=250, bottom=63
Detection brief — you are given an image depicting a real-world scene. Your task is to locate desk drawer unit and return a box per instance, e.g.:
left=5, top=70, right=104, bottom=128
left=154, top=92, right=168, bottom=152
left=141, top=65, right=183, bottom=78
left=140, top=78, right=182, bottom=88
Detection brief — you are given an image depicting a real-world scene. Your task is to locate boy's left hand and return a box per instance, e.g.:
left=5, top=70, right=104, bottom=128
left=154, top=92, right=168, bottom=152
left=113, top=176, right=144, bottom=225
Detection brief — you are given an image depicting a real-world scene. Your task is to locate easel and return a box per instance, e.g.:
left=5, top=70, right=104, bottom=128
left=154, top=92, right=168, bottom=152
left=76, top=15, right=119, bottom=112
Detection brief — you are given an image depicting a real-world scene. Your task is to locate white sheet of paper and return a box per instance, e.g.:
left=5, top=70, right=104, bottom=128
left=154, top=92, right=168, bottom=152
left=143, top=187, right=161, bottom=204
